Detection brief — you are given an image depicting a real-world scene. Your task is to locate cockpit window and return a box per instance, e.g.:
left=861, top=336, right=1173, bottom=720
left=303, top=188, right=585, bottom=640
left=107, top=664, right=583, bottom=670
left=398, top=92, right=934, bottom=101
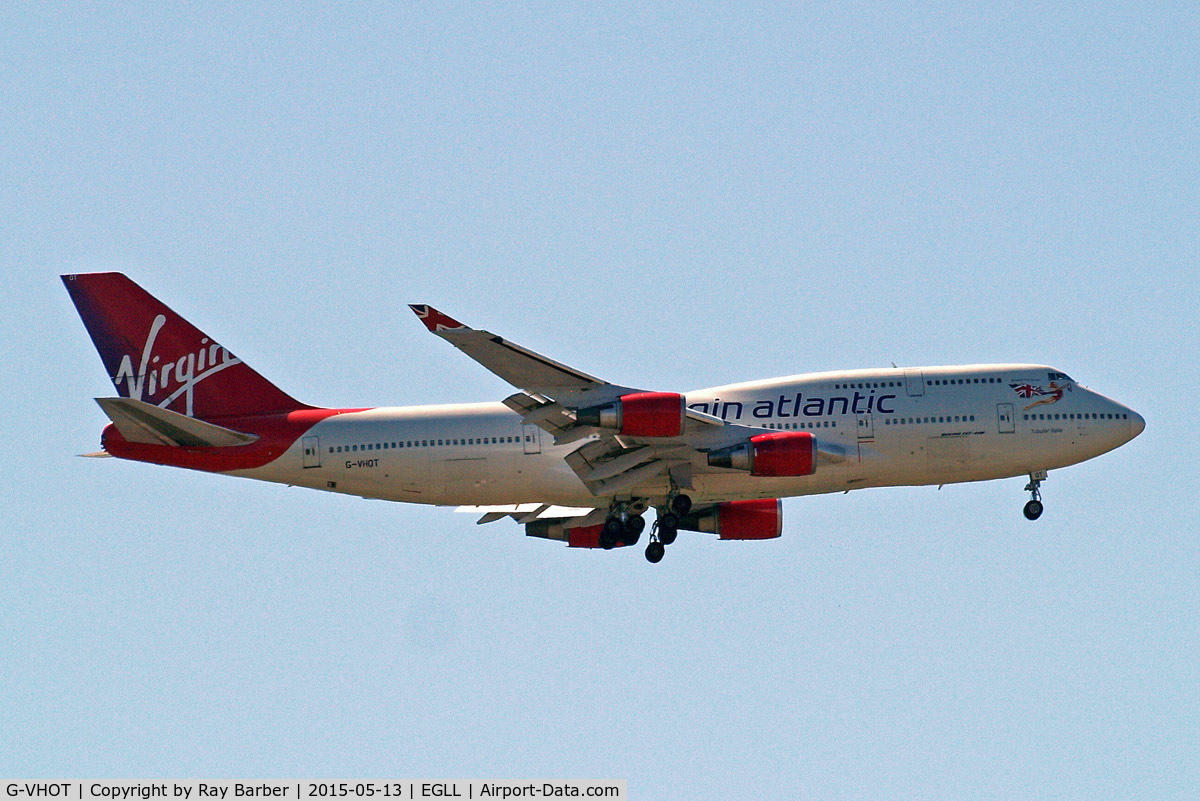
left=1048, top=371, right=1073, bottom=382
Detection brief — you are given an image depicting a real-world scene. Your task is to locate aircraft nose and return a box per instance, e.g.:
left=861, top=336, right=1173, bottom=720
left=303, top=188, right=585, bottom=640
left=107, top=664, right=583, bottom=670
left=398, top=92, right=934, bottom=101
left=1129, top=409, right=1146, bottom=439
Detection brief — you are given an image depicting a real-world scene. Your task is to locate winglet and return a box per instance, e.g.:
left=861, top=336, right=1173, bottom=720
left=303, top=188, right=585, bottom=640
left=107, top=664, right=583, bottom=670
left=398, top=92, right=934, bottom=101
left=409, top=304, right=468, bottom=333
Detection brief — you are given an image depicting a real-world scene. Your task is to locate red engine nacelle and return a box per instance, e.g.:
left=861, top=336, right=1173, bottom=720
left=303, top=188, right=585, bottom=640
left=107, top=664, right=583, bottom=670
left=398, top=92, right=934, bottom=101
left=677, top=499, right=783, bottom=540
left=525, top=520, right=636, bottom=548
left=575, top=392, right=686, bottom=437
left=706, top=431, right=816, bottom=477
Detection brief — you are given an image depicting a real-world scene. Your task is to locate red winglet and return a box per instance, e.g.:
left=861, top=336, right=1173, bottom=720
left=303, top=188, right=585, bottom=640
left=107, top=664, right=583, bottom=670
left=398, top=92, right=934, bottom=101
left=408, top=304, right=467, bottom=332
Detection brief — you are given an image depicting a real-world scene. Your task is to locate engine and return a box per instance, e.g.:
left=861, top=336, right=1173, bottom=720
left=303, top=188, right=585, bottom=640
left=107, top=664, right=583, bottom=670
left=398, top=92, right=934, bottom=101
left=706, top=431, right=817, bottom=476
left=677, top=498, right=782, bottom=540
left=525, top=520, right=635, bottom=548
left=575, top=392, right=686, bottom=437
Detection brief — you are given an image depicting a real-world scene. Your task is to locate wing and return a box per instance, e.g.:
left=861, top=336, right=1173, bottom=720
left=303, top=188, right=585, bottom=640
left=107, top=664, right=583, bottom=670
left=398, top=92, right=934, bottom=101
left=409, top=305, right=793, bottom=500
left=408, top=304, right=634, bottom=404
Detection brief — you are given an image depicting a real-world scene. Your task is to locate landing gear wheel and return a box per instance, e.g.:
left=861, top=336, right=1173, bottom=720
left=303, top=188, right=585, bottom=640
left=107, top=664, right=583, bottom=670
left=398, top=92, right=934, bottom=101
left=670, top=494, right=693, bottom=516
left=623, top=515, right=646, bottom=545
left=658, top=512, right=679, bottom=546
left=645, top=541, right=665, bottom=563
left=1023, top=470, right=1046, bottom=521
left=600, top=518, right=623, bottom=549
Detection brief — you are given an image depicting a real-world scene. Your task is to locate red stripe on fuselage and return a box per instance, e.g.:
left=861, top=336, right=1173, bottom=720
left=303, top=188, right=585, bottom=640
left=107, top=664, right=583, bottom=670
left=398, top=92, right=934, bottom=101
left=101, top=408, right=366, bottom=472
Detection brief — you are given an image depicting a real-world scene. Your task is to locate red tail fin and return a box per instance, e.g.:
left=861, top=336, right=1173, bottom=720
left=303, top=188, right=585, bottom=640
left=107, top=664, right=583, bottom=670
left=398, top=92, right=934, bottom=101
left=63, top=273, right=311, bottom=419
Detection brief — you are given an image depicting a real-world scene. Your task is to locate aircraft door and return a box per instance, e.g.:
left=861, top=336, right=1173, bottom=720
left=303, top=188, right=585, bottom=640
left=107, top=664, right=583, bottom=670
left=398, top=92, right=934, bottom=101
left=522, top=424, right=541, bottom=454
left=855, top=413, right=875, bottom=463
left=997, top=404, right=1015, bottom=434
left=856, top=413, right=874, bottom=440
left=904, top=369, right=925, bottom=396
left=302, top=435, right=321, bottom=468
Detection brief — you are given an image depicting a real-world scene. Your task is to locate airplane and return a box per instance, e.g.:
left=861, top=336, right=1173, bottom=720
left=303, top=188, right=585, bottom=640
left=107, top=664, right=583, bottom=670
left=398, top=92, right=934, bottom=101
left=63, top=272, right=1145, bottom=563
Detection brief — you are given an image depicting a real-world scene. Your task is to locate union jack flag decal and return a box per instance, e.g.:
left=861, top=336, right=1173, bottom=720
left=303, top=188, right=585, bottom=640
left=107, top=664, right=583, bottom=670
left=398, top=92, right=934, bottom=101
left=1010, top=383, right=1044, bottom=398
left=409, top=304, right=467, bottom=333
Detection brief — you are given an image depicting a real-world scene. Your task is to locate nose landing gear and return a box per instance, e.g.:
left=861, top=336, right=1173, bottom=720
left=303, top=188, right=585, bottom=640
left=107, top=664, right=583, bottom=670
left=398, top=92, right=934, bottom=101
left=1023, top=470, right=1046, bottom=520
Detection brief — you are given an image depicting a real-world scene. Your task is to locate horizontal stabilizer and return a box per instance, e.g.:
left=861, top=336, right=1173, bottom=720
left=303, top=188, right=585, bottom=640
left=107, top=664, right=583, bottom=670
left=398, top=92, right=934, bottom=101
left=95, top=397, right=259, bottom=448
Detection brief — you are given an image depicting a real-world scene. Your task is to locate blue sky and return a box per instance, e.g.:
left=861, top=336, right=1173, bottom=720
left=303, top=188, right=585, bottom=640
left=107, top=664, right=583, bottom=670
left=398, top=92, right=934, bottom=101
left=2, top=3, right=1197, bottom=798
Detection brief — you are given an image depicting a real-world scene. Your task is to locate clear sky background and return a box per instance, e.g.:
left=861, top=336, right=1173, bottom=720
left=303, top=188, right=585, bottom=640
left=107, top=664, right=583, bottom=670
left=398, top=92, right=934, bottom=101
left=2, top=3, right=1197, bottom=798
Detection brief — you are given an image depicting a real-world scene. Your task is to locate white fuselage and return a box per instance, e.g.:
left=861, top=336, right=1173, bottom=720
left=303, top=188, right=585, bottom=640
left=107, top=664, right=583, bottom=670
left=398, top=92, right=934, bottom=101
left=236, top=363, right=1141, bottom=508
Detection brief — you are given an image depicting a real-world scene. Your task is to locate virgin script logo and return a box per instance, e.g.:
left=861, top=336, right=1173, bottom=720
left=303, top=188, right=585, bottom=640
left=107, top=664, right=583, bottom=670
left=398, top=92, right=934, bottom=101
left=112, top=314, right=242, bottom=416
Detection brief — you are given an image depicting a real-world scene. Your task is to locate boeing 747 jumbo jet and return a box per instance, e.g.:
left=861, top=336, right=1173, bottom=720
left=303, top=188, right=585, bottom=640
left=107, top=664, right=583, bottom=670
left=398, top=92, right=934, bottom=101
left=64, top=273, right=1144, bottom=563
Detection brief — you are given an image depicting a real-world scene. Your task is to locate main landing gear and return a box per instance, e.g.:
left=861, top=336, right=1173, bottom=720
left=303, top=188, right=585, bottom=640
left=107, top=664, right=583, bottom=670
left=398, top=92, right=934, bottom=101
left=657, top=493, right=690, bottom=546
left=643, top=494, right=692, bottom=563
left=599, top=510, right=645, bottom=549
left=1023, top=470, right=1047, bottom=520
left=645, top=540, right=665, bottom=564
